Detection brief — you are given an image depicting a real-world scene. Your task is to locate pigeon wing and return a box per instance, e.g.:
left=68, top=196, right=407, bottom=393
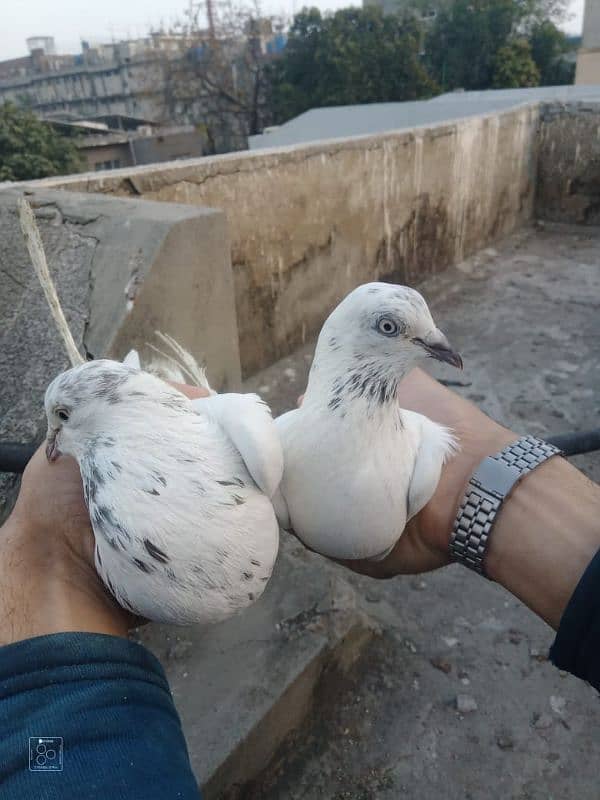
left=406, top=411, right=458, bottom=520
left=191, top=393, right=284, bottom=498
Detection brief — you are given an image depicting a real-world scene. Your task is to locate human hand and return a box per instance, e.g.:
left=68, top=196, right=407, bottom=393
left=334, top=368, right=517, bottom=578
left=0, top=382, right=209, bottom=645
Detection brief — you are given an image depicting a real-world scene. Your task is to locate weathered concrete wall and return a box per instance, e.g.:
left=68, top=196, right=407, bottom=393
left=0, top=188, right=240, bottom=519
left=537, top=102, right=600, bottom=224
left=37, top=104, right=540, bottom=375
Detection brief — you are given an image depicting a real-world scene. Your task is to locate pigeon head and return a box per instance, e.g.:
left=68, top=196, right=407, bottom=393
left=308, top=283, right=461, bottom=410
left=43, top=359, right=179, bottom=462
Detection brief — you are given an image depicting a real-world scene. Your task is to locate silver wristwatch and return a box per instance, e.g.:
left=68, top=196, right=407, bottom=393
left=450, top=435, right=561, bottom=577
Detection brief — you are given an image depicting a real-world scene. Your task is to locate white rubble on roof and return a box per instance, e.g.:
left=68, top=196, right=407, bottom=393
left=249, top=85, right=600, bottom=150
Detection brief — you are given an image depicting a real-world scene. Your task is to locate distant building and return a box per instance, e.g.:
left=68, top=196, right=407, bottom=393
left=46, top=115, right=206, bottom=171
left=0, top=29, right=285, bottom=153
left=0, top=34, right=183, bottom=121
left=362, top=0, right=448, bottom=22
left=576, top=0, right=600, bottom=84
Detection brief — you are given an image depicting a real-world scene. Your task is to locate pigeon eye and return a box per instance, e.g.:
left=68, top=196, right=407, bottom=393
left=56, top=407, right=70, bottom=422
left=376, top=317, right=400, bottom=337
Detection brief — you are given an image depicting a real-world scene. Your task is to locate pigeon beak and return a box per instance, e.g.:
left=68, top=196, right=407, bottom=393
left=45, top=429, right=61, bottom=462
left=412, top=330, right=463, bottom=370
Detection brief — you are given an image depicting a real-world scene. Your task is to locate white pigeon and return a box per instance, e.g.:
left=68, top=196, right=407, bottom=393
left=44, top=359, right=282, bottom=625
left=18, top=195, right=282, bottom=625
left=274, top=282, right=462, bottom=561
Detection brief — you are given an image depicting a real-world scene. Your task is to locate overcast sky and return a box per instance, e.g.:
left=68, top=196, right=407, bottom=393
left=0, top=0, right=585, bottom=61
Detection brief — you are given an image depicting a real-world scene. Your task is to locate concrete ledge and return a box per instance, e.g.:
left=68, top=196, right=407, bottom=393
left=133, top=537, right=377, bottom=799
left=0, top=187, right=240, bottom=518
left=31, top=104, right=541, bottom=376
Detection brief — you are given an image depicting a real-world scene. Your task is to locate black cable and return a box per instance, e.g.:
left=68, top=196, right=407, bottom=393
left=0, top=443, right=39, bottom=474
left=545, top=429, right=600, bottom=457
left=0, top=430, right=599, bottom=474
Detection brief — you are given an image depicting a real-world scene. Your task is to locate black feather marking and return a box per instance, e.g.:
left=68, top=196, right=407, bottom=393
left=165, top=567, right=178, bottom=583
left=242, top=571, right=253, bottom=580
left=92, top=505, right=131, bottom=540
left=90, top=463, right=106, bottom=486
left=92, top=372, right=129, bottom=404
left=233, top=494, right=245, bottom=505
left=95, top=547, right=102, bottom=567
left=146, top=488, right=160, bottom=496
left=144, top=538, right=170, bottom=564
left=83, top=477, right=96, bottom=504
left=133, top=558, right=153, bottom=574
left=217, top=477, right=245, bottom=487
left=248, top=593, right=255, bottom=601
left=152, top=472, right=167, bottom=487
left=379, top=381, right=387, bottom=404
left=250, top=559, right=261, bottom=567
left=161, top=395, right=188, bottom=411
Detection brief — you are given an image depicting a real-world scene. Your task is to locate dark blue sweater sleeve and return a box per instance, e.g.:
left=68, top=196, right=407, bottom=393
left=0, top=632, right=200, bottom=799
left=550, top=548, right=600, bottom=692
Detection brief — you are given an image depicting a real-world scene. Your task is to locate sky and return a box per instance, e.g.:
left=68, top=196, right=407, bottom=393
left=0, top=0, right=585, bottom=61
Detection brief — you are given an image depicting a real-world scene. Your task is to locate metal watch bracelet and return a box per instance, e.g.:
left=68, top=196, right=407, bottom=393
left=449, top=435, right=562, bottom=577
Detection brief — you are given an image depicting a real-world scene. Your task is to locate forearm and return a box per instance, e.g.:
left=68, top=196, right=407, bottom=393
left=486, top=455, right=600, bottom=630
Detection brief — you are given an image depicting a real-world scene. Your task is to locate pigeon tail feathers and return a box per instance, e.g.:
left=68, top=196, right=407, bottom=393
left=146, top=332, right=214, bottom=392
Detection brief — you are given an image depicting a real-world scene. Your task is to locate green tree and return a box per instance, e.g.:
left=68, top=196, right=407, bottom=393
left=0, top=102, right=82, bottom=182
left=529, top=20, right=575, bottom=85
left=269, top=7, right=438, bottom=124
left=426, top=0, right=519, bottom=91
left=425, top=0, right=568, bottom=91
left=492, top=38, right=540, bottom=87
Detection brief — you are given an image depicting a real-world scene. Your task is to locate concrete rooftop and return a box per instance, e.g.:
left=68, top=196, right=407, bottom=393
left=249, top=86, right=600, bottom=150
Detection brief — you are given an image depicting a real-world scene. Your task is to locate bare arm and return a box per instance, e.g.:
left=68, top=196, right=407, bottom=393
left=344, top=369, right=600, bottom=631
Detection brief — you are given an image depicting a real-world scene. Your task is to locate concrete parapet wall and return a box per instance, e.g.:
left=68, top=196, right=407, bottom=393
left=0, top=187, right=240, bottom=519
left=537, top=102, right=600, bottom=224
left=37, top=104, right=540, bottom=375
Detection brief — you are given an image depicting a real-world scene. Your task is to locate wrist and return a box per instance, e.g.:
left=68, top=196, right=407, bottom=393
left=484, top=456, right=600, bottom=628
left=423, top=424, right=517, bottom=558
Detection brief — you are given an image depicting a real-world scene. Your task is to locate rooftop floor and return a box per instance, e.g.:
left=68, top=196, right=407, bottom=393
left=242, top=223, right=600, bottom=799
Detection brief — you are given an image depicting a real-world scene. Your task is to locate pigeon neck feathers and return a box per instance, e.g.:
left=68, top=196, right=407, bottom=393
left=303, top=329, right=417, bottom=420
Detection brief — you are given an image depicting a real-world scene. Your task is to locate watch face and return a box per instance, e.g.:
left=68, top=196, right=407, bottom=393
left=473, top=456, right=521, bottom=498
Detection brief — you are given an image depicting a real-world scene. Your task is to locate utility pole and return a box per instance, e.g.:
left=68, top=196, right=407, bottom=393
left=186, top=0, right=215, bottom=38
left=206, top=0, right=216, bottom=39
